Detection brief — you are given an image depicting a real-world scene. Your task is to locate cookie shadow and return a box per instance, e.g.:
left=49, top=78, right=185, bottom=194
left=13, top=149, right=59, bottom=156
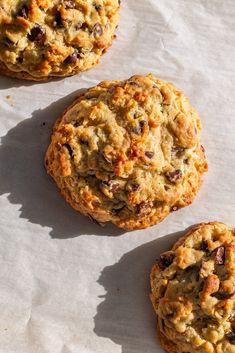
left=94, top=228, right=193, bottom=353
left=0, top=90, right=124, bottom=238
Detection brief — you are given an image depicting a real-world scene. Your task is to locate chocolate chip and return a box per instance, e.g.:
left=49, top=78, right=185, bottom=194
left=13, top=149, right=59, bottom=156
left=109, top=181, right=119, bottom=193
left=102, top=180, right=120, bottom=193
left=199, top=281, right=205, bottom=292
left=73, top=120, right=83, bottom=127
left=55, top=11, right=63, bottom=27
left=75, top=23, right=82, bottom=30
left=80, top=138, right=89, bottom=146
left=227, top=332, right=235, bottom=345
left=111, top=205, right=125, bottom=215
left=94, top=4, right=102, bottom=11
left=133, top=112, right=140, bottom=119
left=128, top=81, right=141, bottom=87
left=132, top=183, right=140, bottom=192
left=64, top=0, right=76, bottom=9
left=139, top=120, right=147, bottom=129
left=213, top=292, right=232, bottom=300
left=158, top=253, right=175, bottom=270
left=28, top=25, right=45, bottom=42
left=18, top=5, right=28, bottom=19
left=80, top=23, right=89, bottom=30
left=18, top=57, right=23, bottom=63
left=200, top=240, right=209, bottom=252
left=63, top=144, right=74, bottom=158
left=132, top=120, right=147, bottom=134
left=214, top=246, right=225, bottom=265
left=171, top=146, right=185, bottom=156
left=3, top=37, right=15, bottom=48
left=92, top=23, right=103, bottom=37
left=64, top=51, right=78, bottom=64
left=164, top=185, right=170, bottom=191
left=165, top=169, right=182, bottom=183
left=136, top=202, right=151, bottom=215
left=145, top=151, right=154, bottom=159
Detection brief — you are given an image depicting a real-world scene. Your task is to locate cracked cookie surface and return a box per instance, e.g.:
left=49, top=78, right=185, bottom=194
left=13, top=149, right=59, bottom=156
left=45, top=74, right=208, bottom=230
left=0, top=0, right=120, bottom=80
left=150, top=222, right=235, bottom=353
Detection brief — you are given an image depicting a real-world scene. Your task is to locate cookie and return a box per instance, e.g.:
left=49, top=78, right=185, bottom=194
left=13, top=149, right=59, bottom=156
left=150, top=222, right=235, bottom=353
left=45, top=74, right=208, bottom=230
left=0, top=0, right=120, bottom=80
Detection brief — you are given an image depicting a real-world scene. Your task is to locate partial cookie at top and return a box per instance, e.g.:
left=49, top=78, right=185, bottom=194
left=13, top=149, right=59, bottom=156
left=45, top=74, right=208, bottom=230
left=0, top=0, right=120, bottom=80
left=150, top=222, right=235, bottom=353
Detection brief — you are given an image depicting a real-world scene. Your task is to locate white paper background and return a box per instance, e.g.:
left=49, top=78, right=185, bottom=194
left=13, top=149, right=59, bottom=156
left=0, top=1, right=235, bottom=352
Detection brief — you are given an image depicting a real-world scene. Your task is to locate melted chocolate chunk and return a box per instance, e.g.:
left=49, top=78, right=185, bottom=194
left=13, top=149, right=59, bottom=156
left=136, top=202, right=151, bottom=215
left=80, top=23, right=89, bottom=30
left=213, top=292, right=233, bottom=300
left=18, top=5, right=28, bottom=19
left=3, top=37, right=14, bottom=48
left=128, top=81, right=141, bottom=87
left=64, top=51, right=78, bottom=64
left=200, top=240, right=209, bottom=252
left=55, top=11, right=63, bottom=27
left=171, top=146, right=185, bottom=156
left=111, top=205, right=125, bottom=215
left=92, top=23, right=103, bottom=37
left=158, top=253, right=175, bottom=270
left=94, top=4, right=102, bottom=11
left=145, top=151, right=154, bottom=159
left=103, top=180, right=120, bottom=193
left=132, top=183, right=141, bottom=192
left=132, top=120, right=147, bottom=134
left=165, top=169, right=182, bottom=183
left=214, top=246, right=225, bottom=265
left=28, top=25, right=45, bottom=42
left=227, top=331, right=235, bottom=345
left=80, top=138, right=89, bottom=146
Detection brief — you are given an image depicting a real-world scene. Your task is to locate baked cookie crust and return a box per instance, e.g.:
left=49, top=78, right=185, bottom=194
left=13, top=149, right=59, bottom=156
left=150, top=222, right=235, bottom=353
left=45, top=74, right=208, bottom=230
left=0, top=0, right=120, bottom=80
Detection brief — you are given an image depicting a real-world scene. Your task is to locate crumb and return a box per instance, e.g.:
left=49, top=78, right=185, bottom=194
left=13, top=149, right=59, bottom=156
left=5, top=95, right=13, bottom=106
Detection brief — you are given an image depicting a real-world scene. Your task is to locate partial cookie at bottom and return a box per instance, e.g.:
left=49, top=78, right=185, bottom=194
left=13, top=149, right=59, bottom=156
left=150, top=222, right=235, bottom=353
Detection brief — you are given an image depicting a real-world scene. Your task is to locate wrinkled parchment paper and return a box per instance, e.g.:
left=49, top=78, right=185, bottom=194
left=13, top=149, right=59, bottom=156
left=0, top=1, right=235, bottom=352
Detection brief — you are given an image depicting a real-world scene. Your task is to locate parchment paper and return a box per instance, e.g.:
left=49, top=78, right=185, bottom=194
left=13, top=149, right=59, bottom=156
left=0, top=1, right=235, bottom=352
